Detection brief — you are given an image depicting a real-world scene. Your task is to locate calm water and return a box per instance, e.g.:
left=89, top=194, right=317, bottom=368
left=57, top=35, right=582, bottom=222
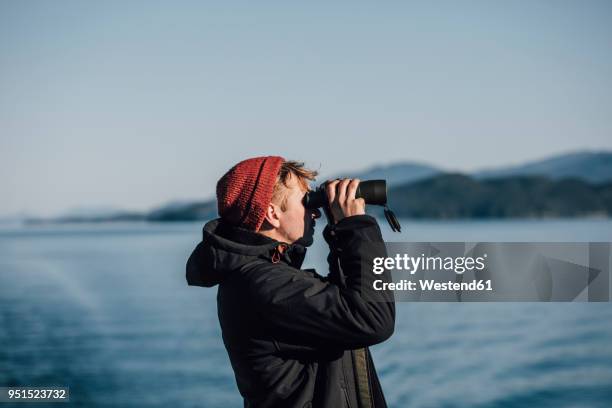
left=1, top=219, right=611, bottom=407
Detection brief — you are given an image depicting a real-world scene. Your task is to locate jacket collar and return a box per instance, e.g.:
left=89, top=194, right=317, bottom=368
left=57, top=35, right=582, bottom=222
left=204, top=218, right=307, bottom=269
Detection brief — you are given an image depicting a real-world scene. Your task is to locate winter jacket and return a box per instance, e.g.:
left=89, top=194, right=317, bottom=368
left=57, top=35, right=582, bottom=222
left=186, top=214, right=395, bottom=408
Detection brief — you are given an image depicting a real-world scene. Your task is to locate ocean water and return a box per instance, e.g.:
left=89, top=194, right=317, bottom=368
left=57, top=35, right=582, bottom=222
left=1, top=219, right=611, bottom=407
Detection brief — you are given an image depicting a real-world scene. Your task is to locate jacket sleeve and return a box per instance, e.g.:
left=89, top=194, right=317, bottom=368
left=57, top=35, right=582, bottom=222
left=245, top=215, right=396, bottom=350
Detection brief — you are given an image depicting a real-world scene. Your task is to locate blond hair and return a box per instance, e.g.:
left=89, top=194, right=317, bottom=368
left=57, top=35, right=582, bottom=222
left=271, top=161, right=318, bottom=210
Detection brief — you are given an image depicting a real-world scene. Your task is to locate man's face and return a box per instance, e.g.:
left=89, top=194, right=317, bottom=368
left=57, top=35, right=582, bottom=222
left=274, top=174, right=320, bottom=245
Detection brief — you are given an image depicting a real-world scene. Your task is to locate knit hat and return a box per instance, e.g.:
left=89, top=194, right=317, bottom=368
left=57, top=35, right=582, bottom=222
left=216, top=156, right=285, bottom=231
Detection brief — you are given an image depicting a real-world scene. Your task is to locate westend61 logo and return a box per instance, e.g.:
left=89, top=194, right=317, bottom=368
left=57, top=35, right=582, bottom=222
left=372, top=253, right=488, bottom=275
left=365, top=242, right=611, bottom=301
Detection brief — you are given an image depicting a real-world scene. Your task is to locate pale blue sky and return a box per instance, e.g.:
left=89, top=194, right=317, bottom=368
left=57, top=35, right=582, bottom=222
left=1, top=0, right=611, bottom=216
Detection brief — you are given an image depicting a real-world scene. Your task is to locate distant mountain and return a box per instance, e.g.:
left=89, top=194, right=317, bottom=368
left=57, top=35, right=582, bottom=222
left=58, top=206, right=128, bottom=219
left=146, top=200, right=217, bottom=221
left=25, top=201, right=218, bottom=224
left=25, top=211, right=146, bottom=224
left=388, top=173, right=612, bottom=219
left=329, top=151, right=612, bottom=188
left=474, top=151, right=612, bottom=184
left=24, top=206, right=144, bottom=224
left=20, top=150, right=612, bottom=223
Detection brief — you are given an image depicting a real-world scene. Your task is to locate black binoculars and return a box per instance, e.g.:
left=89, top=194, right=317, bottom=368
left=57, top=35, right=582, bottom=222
left=303, top=179, right=401, bottom=232
left=303, top=179, right=387, bottom=209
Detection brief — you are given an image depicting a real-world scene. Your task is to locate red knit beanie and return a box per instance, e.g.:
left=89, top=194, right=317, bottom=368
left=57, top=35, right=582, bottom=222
left=216, top=156, right=285, bottom=231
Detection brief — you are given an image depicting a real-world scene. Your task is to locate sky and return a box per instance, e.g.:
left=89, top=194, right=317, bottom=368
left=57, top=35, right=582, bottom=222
left=1, top=0, right=611, bottom=217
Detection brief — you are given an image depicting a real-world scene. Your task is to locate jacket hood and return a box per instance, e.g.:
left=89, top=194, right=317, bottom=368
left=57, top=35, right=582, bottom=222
left=186, top=218, right=308, bottom=287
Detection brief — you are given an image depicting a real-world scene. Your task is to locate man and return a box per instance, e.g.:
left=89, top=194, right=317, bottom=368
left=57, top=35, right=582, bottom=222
left=186, top=156, right=395, bottom=408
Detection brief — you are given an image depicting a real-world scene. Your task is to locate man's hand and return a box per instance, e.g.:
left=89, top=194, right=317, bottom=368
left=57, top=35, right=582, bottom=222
left=325, top=178, right=366, bottom=224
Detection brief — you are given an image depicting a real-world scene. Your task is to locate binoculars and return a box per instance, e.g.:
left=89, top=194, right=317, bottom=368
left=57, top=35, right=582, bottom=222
left=303, top=179, right=401, bottom=232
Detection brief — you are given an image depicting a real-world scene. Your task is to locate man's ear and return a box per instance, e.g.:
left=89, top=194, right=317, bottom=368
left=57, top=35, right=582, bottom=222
left=263, top=203, right=281, bottom=229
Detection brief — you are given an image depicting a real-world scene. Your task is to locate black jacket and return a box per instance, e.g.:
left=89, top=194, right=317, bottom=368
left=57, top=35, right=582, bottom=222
left=186, top=215, right=395, bottom=408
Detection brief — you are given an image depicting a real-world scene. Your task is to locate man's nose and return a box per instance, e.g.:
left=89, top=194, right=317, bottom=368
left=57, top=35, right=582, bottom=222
left=312, top=208, right=322, bottom=219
